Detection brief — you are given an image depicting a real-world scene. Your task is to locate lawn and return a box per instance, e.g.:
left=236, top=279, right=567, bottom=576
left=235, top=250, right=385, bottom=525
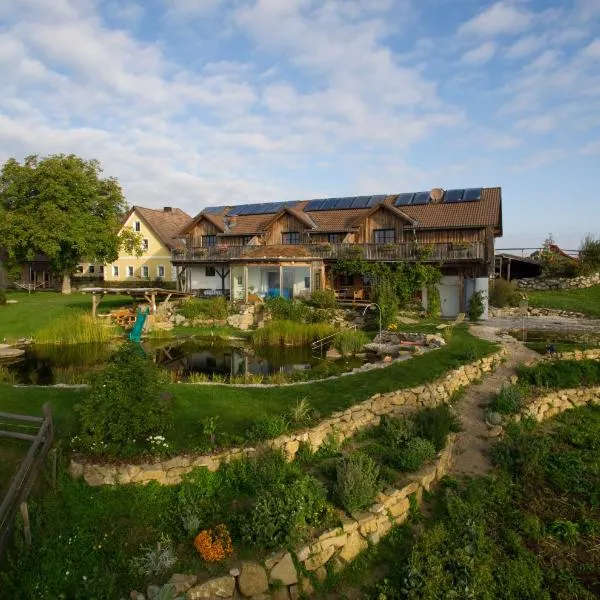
left=527, top=284, right=600, bottom=317
left=0, top=291, right=134, bottom=342
left=0, top=327, right=498, bottom=452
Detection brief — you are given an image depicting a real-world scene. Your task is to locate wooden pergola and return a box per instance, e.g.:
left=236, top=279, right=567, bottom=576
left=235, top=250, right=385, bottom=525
left=80, top=287, right=193, bottom=318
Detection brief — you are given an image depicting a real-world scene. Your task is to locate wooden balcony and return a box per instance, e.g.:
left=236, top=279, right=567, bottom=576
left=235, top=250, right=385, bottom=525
left=172, top=242, right=486, bottom=263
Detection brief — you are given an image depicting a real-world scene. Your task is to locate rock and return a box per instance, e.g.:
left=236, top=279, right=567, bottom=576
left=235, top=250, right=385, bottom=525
left=488, top=425, right=504, bottom=438
left=325, top=347, right=342, bottom=359
left=5, top=299, right=18, bottom=304
left=382, top=355, right=393, bottom=363
left=485, top=411, right=503, bottom=426
left=304, top=545, right=335, bottom=571
left=314, top=566, right=327, bottom=582
left=229, top=567, right=240, bottom=577
left=338, top=530, right=368, bottom=563
left=238, top=562, right=269, bottom=597
left=169, top=574, right=197, bottom=595
left=186, top=576, right=235, bottom=599
left=269, top=552, right=298, bottom=586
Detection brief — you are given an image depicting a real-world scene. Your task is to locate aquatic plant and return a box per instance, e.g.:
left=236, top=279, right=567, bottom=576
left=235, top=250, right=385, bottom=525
left=36, top=314, right=118, bottom=345
left=252, top=320, right=335, bottom=346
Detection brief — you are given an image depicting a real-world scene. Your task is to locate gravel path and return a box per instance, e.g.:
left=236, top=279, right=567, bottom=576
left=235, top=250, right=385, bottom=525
left=449, top=325, right=539, bottom=477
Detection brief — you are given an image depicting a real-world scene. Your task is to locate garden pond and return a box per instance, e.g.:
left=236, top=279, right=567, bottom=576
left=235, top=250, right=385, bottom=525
left=1, top=338, right=369, bottom=385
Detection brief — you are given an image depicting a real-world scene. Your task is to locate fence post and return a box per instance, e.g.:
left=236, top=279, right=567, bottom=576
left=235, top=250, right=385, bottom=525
left=20, top=502, right=31, bottom=546
left=50, top=448, right=58, bottom=487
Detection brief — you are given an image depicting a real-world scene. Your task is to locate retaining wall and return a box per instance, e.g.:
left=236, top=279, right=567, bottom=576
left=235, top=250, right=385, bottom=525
left=515, top=272, right=600, bottom=291
left=70, top=349, right=506, bottom=486
left=517, top=386, right=600, bottom=422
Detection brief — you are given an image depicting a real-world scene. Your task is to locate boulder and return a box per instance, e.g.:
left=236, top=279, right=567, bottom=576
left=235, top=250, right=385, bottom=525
left=186, top=576, right=235, bottom=599
left=269, top=552, right=298, bottom=586
left=169, top=574, right=197, bottom=595
left=238, top=562, right=269, bottom=597
left=338, top=530, right=368, bottom=563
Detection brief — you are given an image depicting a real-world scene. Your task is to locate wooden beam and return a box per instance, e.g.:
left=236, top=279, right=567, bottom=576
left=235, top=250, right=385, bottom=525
left=0, top=430, right=39, bottom=442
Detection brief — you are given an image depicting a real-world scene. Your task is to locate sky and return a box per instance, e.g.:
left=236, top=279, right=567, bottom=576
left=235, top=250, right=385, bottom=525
left=1, top=0, right=599, bottom=250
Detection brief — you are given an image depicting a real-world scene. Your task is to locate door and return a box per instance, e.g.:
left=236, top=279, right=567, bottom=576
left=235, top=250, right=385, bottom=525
left=437, top=276, right=460, bottom=318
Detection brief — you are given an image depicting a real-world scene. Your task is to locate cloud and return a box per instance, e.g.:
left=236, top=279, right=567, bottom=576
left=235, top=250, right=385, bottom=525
left=581, top=38, right=600, bottom=60
left=581, top=140, right=600, bottom=155
left=458, top=1, right=533, bottom=37
left=460, top=41, right=497, bottom=64
left=505, top=35, right=543, bottom=58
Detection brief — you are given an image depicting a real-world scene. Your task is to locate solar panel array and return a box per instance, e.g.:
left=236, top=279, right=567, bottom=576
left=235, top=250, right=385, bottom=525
left=227, top=200, right=298, bottom=216
left=394, top=188, right=482, bottom=207
left=203, top=206, right=228, bottom=214
left=305, top=195, right=387, bottom=211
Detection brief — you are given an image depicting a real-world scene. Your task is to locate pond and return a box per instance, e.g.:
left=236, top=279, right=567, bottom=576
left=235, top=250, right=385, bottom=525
left=2, top=338, right=366, bottom=385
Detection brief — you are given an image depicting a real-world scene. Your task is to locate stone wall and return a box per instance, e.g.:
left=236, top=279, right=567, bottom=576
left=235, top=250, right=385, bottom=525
left=517, top=386, right=600, bottom=422
left=132, top=436, right=456, bottom=600
left=515, top=272, right=600, bottom=291
left=555, top=348, right=600, bottom=360
left=70, top=350, right=506, bottom=486
left=488, top=306, right=588, bottom=319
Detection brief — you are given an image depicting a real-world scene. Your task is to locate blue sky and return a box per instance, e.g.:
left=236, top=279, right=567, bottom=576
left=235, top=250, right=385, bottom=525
left=1, top=0, right=599, bottom=250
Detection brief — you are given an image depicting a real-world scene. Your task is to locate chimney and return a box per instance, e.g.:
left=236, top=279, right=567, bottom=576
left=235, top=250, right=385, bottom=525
left=163, top=206, right=172, bottom=212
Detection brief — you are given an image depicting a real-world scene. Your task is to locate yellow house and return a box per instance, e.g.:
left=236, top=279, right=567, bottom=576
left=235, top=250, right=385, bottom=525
left=105, top=206, right=192, bottom=284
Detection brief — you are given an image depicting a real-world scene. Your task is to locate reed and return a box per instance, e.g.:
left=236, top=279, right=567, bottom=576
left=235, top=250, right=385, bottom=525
left=252, top=320, right=335, bottom=347
left=188, top=372, right=209, bottom=383
left=333, top=329, right=370, bottom=357
left=0, top=366, right=17, bottom=385
left=36, top=314, right=118, bottom=345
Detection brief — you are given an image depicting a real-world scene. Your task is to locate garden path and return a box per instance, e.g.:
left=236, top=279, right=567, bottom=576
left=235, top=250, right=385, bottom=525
left=449, top=325, right=539, bottom=476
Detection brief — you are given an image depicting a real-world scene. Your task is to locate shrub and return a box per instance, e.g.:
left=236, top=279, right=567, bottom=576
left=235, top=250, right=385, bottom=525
left=178, top=468, right=221, bottom=534
left=240, top=476, right=327, bottom=548
left=194, top=524, right=233, bottom=561
left=178, top=297, right=229, bottom=321
left=264, top=297, right=310, bottom=321
left=130, top=534, right=177, bottom=576
left=468, top=290, right=485, bottom=321
left=76, top=343, right=173, bottom=455
left=579, top=234, right=600, bottom=274
left=205, top=296, right=228, bottom=319
left=427, top=285, right=441, bottom=317
left=245, top=414, right=289, bottom=441
left=393, top=437, right=436, bottom=471
left=490, top=278, right=521, bottom=308
left=333, top=329, right=369, bottom=356
left=310, top=289, right=337, bottom=309
left=413, top=404, right=461, bottom=451
left=334, top=452, right=380, bottom=513
left=379, top=415, right=415, bottom=449
left=489, top=385, right=524, bottom=415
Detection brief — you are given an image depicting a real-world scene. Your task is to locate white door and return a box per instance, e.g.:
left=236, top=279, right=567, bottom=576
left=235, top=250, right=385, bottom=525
left=437, top=276, right=460, bottom=318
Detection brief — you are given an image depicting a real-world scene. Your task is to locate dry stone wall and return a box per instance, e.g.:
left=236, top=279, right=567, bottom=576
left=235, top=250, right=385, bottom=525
left=517, top=386, right=600, bottom=422
left=132, top=437, right=456, bottom=600
left=70, top=350, right=506, bottom=487
left=515, top=272, right=600, bottom=291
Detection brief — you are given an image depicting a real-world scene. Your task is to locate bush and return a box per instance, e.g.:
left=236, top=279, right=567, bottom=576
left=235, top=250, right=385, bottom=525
left=427, top=285, right=441, bottom=317
left=130, top=534, right=177, bottom=577
left=413, top=404, right=461, bottom=451
left=334, top=452, right=380, bottom=513
left=489, top=385, right=524, bottom=415
left=76, top=343, right=173, bottom=455
left=245, top=415, right=289, bottom=441
left=468, top=290, right=485, bottom=321
left=310, top=289, right=337, bottom=309
left=379, top=415, right=415, bottom=449
left=579, top=234, right=600, bottom=274
left=178, top=297, right=228, bottom=321
left=239, top=476, right=327, bottom=548
left=490, top=278, right=521, bottom=308
left=333, top=329, right=369, bottom=356
left=178, top=468, right=221, bottom=534
left=393, top=437, right=436, bottom=471
left=264, top=297, right=310, bottom=321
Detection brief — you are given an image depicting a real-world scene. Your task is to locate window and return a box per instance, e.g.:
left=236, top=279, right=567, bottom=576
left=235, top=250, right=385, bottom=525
left=304, top=276, right=310, bottom=289
left=113, top=266, right=119, bottom=277
left=202, top=235, right=216, bottom=247
left=88, top=265, right=95, bottom=274
left=282, top=231, right=300, bottom=245
left=205, top=266, right=216, bottom=277
left=142, top=239, right=149, bottom=251
left=134, top=221, right=141, bottom=232
left=127, top=265, right=134, bottom=277
left=374, top=229, right=395, bottom=244
left=157, top=265, right=165, bottom=278
left=75, top=265, right=84, bottom=273
left=328, top=233, right=345, bottom=244
left=142, top=266, right=149, bottom=278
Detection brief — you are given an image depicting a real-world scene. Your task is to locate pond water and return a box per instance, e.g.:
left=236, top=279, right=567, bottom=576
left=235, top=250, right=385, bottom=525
left=2, top=338, right=359, bottom=385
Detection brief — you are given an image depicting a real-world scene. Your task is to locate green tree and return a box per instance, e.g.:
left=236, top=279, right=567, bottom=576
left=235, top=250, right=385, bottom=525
left=0, top=154, right=130, bottom=293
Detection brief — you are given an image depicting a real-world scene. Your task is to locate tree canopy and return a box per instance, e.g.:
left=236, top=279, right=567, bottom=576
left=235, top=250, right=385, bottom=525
left=0, top=154, right=129, bottom=292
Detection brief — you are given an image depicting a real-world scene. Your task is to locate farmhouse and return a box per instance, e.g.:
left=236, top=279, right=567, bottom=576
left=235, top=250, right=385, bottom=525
left=173, top=187, right=502, bottom=317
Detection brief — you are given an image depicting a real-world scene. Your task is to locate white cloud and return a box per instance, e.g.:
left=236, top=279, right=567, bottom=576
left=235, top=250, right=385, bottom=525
left=458, top=2, right=533, bottom=37
left=581, top=38, right=600, bottom=60
left=515, top=114, right=556, bottom=133
left=460, top=41, right=497, bottom=65
left=581, top=140, right=600, bottom=155
left=505, top=35, right=543, bottom=58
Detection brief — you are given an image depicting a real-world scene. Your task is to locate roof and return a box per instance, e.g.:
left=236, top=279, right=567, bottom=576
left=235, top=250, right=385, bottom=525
left=131, top=206, right=192, bottom=250
left=184, top=187, right=502, bottom=236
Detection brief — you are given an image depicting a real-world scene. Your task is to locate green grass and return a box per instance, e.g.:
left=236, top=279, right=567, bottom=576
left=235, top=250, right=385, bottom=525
left=525, top=341, right=599, bottom=355
left=0, top=438, right=30, bottom=497
left=527, top=284, right=600, bottom=317
left=0, top=327, right=497, bottom=452
left=0, top=291, right=134, bottom=342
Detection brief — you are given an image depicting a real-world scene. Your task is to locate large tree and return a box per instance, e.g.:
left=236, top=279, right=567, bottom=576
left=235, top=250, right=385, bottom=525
left=0, top=154, right=130, bottom=293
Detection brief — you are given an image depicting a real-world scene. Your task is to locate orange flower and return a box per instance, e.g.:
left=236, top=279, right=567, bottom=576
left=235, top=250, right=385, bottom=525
left=194, top=524, right=233, bottom=562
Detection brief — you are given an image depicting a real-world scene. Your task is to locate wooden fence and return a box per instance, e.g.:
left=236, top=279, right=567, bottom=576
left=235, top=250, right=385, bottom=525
left=0, top=404, right=54, bottom=559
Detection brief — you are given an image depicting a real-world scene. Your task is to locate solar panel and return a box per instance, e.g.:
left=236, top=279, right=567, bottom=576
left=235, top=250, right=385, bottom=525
left=351, top=196, right=370, bottom=208
left=335, top=197, right=355, bottom=209
left=321, top=198, right=338, bottom=210
left=394, top=193, right=414, bottom=206
left=412, top=192, right=430, bottom=205
left=463, top=188, right=482, bottom=202
left=444, top=189, right=465, bottom=203
left=305, top=200, right=324, bottom=211
left=228, top=206, right=243, bottom=215
left=367, top=194, right=387, bottom=206
left=204, top=206, right=226, bottom=214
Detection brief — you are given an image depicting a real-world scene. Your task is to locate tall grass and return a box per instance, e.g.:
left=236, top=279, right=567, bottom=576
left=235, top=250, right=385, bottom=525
left=252, top=320, right=335, bottom=346
left=36, top=314, right=118, bottom=345
left=333, top=329, right=369, bottom=356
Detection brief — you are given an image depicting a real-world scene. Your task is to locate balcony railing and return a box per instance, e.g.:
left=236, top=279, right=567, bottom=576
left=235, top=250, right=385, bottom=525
left=172, top=242, right=485, bottom=263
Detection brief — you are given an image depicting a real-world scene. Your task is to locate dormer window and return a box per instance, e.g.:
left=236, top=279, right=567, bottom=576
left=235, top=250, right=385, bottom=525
left=282, top=232, right=300, bottom=245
